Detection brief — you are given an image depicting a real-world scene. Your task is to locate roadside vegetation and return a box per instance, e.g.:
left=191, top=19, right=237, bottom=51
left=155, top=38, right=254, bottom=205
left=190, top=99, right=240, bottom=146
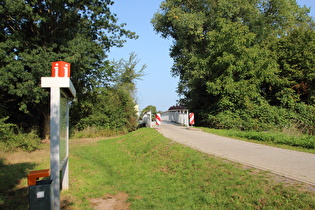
left=153, top=0, right=315, bottom=135
left=200, top=127, right=315, bottom=154
left=2, top=1, right=315, bottom=153
left=1, top=128, right=314, bottom=209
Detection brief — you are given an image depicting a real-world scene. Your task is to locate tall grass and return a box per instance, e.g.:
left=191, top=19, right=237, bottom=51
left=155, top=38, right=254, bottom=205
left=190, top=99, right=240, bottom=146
left=64, top=128, right=315, bottom=209
left=71, top=126, right=126, bottom=138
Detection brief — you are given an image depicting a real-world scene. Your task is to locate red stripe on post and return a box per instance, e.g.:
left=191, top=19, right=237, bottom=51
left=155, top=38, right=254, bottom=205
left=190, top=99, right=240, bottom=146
left=189, top=113, right=195, bottom=125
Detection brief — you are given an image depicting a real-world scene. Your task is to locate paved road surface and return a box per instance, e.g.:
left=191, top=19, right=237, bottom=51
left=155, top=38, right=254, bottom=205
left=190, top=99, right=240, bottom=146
left=157, top=121, right=315, bottom=186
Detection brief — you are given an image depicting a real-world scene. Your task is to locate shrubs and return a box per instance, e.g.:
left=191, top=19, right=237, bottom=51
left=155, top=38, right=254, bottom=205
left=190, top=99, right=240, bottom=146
left=204, top=102, right=315, bottom=135
left=0, top=117, right=41, bottom=152
left=74, top=86, right=138, bottom=134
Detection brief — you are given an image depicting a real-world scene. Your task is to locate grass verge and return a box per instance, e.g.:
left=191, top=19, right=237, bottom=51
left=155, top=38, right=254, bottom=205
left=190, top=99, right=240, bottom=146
left=200, top=127, right=315, bottom=154
left=63, top=128, right=314, bottom=209
left=1, top=128, right=314, bottom=209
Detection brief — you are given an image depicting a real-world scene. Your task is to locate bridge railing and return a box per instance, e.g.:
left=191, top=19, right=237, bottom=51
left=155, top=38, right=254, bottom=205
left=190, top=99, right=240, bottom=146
left=142, top=111, right=152, bottom=128
left=161, top=109, right=189, bottom=127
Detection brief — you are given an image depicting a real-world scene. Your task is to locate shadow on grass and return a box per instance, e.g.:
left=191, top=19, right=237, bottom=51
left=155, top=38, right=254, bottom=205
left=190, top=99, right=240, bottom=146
left=0, top=158, right=36, bottom=210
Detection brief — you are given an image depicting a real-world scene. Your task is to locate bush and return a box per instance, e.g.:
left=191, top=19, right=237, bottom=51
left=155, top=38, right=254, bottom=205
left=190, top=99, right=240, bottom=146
left=0, top=117, right=41, bottom=152
left=204, top=102, right=315, bottom=135
left=74, top=86, right=138, bottom=133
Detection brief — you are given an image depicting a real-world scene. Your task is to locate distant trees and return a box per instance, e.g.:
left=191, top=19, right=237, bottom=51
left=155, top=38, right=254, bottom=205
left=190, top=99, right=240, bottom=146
left=152, top=0, right=315, bottom=133
left=168, top=105, right=186, bottom=110
left=0, top=0, right=140, bottom=141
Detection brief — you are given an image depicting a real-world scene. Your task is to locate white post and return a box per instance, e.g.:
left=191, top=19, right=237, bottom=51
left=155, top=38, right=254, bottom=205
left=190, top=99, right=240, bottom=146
left=149, top=111, right=152, bottom=128
left=186, top=110, right=189, bottom=127
left=50, top=87, right=60, bottom=210
left=42, top=62, right=76, bottom=210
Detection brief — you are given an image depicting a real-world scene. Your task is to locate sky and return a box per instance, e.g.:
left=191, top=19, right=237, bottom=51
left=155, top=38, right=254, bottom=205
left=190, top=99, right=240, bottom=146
left=108, top=0, right=315, bottom=112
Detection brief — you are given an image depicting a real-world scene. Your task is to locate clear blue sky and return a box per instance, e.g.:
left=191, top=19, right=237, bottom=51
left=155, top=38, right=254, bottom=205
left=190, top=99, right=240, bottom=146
left=108, top=0, right=315, bottom=112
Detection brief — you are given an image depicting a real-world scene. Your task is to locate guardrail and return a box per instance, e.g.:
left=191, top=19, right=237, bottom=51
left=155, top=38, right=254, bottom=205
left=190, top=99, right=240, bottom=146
left=161, top=109, right=189, bottom=127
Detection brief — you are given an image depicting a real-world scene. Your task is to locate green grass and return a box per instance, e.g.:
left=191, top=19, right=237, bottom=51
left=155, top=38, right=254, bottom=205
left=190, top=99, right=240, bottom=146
left=1, top=128, right=314, bottom=209
left=63, top=128, right=315, bottom=209
left=0, top=146, right=50, bottom=209
left=200, top=127, right=315, bottom=153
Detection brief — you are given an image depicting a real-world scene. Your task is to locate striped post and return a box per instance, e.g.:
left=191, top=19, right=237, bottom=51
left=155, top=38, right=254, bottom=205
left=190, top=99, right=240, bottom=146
left=189, top=113, right=195, bottom=125
left=156, top=113, right=161, bottom=126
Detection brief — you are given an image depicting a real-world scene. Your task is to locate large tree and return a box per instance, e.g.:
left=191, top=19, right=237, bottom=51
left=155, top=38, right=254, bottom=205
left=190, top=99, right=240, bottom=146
left=0, top=0, right=137, bottom=137
left=152, top=0, right=315, bottom=132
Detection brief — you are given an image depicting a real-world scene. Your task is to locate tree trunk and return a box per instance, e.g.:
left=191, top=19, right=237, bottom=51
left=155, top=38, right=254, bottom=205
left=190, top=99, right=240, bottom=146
left=43, top=112, right=50, bottom=140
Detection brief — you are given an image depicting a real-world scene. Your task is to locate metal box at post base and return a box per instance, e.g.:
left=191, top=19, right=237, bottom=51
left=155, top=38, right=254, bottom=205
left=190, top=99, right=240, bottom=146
left=29, top=180, right=53, bottom=210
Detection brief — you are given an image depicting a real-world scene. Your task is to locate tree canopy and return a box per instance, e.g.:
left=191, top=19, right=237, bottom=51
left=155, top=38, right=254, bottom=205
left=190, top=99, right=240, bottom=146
left=152, top=0, right=315, bottom=133
left=0, top=0, right=138, bottom=138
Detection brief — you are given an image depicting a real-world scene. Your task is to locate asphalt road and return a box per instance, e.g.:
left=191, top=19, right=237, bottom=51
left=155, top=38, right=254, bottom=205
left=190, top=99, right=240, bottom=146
left=157, top=121, right=315, bottom=186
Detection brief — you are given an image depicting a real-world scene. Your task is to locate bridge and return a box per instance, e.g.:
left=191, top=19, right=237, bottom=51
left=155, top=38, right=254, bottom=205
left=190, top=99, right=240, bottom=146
left=142, top=109, right=191, bottom=127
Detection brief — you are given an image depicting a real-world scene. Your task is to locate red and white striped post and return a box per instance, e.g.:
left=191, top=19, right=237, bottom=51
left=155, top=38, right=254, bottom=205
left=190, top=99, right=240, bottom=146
left=189, top=113, right=195, bottom=126
left=156, top=113, right=161, bottom=126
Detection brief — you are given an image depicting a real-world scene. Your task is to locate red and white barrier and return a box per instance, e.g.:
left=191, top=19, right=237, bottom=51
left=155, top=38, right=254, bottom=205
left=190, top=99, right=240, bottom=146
left=189, top=113, right=195, bottom=125
left=156, top=113, right=161, bottom=126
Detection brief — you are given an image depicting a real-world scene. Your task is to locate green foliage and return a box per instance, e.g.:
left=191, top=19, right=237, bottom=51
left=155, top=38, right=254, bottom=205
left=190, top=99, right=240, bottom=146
left=75, top=86, right=138, bottom=133
left=274, top=26, right=315, bottom=105
left=141, top=105, right=157, bottom=118
left=0, top=1, right=137, bottom=138
left=152, top=0, right=315, bottom=133
left=0, top=117, right=41, bottom=152
left=112, top=52, right=146, bottom=97
left=73, top=52, right=146, bottom=135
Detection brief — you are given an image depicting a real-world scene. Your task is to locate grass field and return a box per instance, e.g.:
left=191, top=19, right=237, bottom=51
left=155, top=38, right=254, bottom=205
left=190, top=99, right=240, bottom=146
left=1, top=128, right=315, bottom=209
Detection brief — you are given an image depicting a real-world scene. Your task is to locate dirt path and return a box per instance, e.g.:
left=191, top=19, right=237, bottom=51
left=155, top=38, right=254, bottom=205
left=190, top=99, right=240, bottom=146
left=158, top=121, right=315, bottom=186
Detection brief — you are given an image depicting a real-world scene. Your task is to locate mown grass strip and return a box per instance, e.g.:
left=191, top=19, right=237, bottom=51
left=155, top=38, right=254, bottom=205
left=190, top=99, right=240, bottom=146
left=200, top=127, right=315, bottom=153
left=65, top=128, right=315, bottom=209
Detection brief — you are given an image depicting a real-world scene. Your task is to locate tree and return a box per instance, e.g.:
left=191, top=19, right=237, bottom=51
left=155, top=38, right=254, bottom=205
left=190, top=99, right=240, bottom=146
left=76, top=86, right=138, bottom=132
left=152, top=0, right=315, bottom=132
left=112, top=52, right=147, bottom=99
left=0, top=0, right=137, bottom=137
left=274, top=26, right=315, bottom=105
left=141, top=105, right=157, bottom=118
left=76, top=52, right=146, bottom=132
